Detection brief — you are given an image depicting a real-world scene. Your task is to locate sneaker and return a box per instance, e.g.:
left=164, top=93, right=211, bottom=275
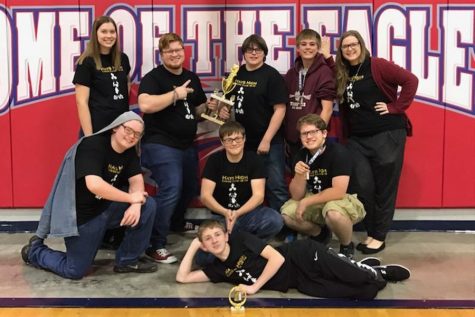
left=339, top=242, right=355, bottom=259
left=359, top=257, right=381, bottom=267
left=310, top=226, right=332, bottom=245
left=21, top=235, right=43, bottom=265
left=114, top=260, right=158, bottom=273
left=146, top=248, right=178, bottom=264
left=183, top=222, right=198, bottom=234
left=375, top=264, right=411, bottom=282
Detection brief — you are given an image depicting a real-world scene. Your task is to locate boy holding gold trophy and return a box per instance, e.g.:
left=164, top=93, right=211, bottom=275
left=201, top=64, right=240, bottom=125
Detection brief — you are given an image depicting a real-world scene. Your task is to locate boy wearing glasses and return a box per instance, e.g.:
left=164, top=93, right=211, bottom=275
left=281, top=114, right=365, bottom=258
left=220, top=34, right=289, bottom=212
left=138, top=33, right=216, bottom=264
left=21, top=112, right=157, bottom=279
left=200, top=121, right=283, bottom=241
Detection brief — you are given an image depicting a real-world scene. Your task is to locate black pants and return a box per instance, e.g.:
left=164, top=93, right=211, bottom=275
left=287, top=240, right=386, bottom=299
left=346, top=129, right=406, bottom=241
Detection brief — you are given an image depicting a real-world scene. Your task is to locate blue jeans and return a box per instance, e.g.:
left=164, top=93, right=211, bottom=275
left=260, top=143, right=289, bottom=211
left=28, top=198, right=156, bottom=279
left=213, top=205, right=284, bottom=241
left=141, top=143, right=198, bottom=249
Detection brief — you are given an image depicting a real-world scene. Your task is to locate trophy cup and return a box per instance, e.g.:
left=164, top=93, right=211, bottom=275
left=228, top=286, right=247, bottom=312
left=201, top=64, right=239, bottom=125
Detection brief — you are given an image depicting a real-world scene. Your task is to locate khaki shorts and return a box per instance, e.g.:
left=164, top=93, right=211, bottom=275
left=281, top=193, right=366, bottom=225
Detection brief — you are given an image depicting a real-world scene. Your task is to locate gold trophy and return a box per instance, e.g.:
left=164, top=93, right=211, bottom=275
left=228, top=286, right=247, bottom=312
left=201, top=64, right=239, bottom=125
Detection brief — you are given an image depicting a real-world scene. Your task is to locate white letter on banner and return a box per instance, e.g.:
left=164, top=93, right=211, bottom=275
left=110, top=8, right=137, bottom=79
left=140, top=10, right=171, bottom=76
left=409, top=9, right=439, bottom=101
left=58, top=11, right=89, bottom=92
left=259, top=9, right=291, bottom=73
left=375, top=7, right=407, bottom=67
left=16, top=11, right=55, bottom=101
left=0, top=7, right=12, bottom=113
left=185, top=10, right=220, bottom=74
left=442, top=9, right=474, bottom=111
left=224, top=10, right=257, bottom=71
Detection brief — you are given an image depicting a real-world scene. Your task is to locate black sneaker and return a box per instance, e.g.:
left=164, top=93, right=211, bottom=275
left=310, top=226, right=332, bottom=245
left=114, top=260, right=158, bottom=273
left=339, top=242, right=355, bottom=259
left=375, top=264, right=411, bottom=282
left=359, top=257, right=381, bottom=267
left=21, top=235, right=43, bottom=265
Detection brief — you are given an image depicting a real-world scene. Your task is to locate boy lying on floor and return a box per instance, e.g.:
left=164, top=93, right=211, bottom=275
left=176, top=219, right=410, bottom=300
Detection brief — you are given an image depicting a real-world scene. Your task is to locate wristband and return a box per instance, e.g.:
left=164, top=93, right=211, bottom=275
left=172, top=88, right=178, bottom=106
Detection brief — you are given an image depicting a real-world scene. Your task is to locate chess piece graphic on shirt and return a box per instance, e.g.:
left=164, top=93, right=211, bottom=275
left=228, top=286, right=247, bottom=312
left=201, top=64, right=239, bottom=125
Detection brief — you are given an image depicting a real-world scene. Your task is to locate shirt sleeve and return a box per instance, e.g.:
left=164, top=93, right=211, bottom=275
left=314, top=64, right=336, bottom=101
left=121, top=53, right=131, bottom=75
left=72, top=57, right=94, bottom=87
left=190, top=72, right=207, bottom=106
left=330, top=144, right=352, bottom=177
left=138, top=71, right=160, bottom=95
left=75, top=135, right=107, bottom=179
left=202, top=152, right=220, bottom=182
left=267, top=67, right=289, bottom=106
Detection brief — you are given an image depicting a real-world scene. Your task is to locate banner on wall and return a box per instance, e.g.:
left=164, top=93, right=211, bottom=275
left=0, top=1, right=474, bottom=207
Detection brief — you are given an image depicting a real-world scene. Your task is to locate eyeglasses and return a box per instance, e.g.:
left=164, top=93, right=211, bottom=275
left=244, top=47, right=264, bottom=54
left=162, top=47, right=184, bottom=55
left=222, top=136, right=244, bottom=145
left=341, top=42, right=360, bottom=50
left=121, top=124, right=143, bottom=139
left=300, top=129, right=321, bottom=138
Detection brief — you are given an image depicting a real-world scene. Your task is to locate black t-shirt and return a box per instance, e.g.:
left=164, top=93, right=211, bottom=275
left=73, top=53, right=131, bottom=132
left=228, top=64, right=288, bottom=150
left=292, top=143, right=352, bottom=194
left=343, top=58, right=405, bottom=136
left=202, top=151, right=265, bottom=211
left=203, top=231, right=291, bottom=292
left=138, top=65, right=207, bottom=149
left=75, top=133, right=141, bottom=225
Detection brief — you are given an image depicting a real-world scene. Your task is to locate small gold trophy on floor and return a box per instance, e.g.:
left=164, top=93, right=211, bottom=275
left=201, top=64, right=239, bottom=125
left=228, top=286, right=247, bottom=312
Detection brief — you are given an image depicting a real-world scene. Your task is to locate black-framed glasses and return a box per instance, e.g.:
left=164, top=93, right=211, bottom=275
left=341, top=42, right=360, bottom=50
left=222, top=136, right=244, bottom=145
left=300, top=129, right=321, bottom=138
left=121, top=124, right=143, bottom=139
left=245, top=47, right=263, bottom=54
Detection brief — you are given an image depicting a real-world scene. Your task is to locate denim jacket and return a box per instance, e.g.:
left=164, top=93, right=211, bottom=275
left=36, top=111, right=143, bottom=238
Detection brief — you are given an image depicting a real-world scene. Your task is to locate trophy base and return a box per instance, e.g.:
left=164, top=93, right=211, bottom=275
left=230, top=306, right=245, bottom=313
left=201, top=113, right=225, bottom=125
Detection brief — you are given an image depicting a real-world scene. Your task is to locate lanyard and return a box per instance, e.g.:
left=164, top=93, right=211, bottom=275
left=298, top=68, right=307, bottom=92
left=306, top=146, right=325, bottom=179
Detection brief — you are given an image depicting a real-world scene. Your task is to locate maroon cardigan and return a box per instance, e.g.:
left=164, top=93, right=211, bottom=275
left=341, top=57, right=419, bottom=137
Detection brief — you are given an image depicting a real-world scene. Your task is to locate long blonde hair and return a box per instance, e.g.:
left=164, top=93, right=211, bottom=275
left=335, top=30, right=371, bottom=102
left=77, top=16, right=122, bottom=70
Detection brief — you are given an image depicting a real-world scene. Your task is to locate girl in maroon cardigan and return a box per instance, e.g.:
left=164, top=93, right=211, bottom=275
left=335, top=30, right=418, bottom=254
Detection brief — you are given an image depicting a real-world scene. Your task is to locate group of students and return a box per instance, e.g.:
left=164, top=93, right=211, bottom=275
left=20, top=15, right=418, bottom=299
